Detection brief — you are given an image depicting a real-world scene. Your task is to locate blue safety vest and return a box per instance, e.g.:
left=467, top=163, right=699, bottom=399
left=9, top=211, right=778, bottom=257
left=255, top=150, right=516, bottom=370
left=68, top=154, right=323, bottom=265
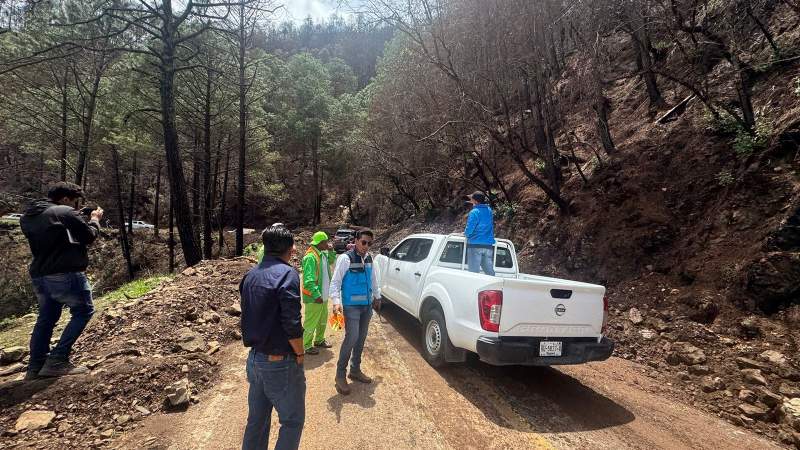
left=342, top=250, right=373, bottom=307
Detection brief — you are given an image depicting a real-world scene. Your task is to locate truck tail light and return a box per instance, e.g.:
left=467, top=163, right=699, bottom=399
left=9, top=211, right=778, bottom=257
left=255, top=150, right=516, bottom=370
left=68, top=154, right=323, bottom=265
left=602, top=295, right=609, bottom=334
left=479, top=290, right=503, bottom=332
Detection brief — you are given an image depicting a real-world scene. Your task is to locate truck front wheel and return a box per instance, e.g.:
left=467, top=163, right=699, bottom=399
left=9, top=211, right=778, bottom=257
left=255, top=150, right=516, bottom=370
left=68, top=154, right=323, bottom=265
left=421, top=307, right=449, bottom=367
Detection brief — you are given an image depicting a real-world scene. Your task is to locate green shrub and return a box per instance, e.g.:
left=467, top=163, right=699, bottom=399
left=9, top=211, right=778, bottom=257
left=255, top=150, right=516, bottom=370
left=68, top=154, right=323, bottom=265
left=101, top=275, right=173, bottom=303
left=733, top=120, right=771, bottom=157
left=243, top=243, right=261, bottom=257
left=704, top=109, right=740, bottom=135
left=716, top=169, right=734, bottom=186
left=495, top=202, right=519, bottom=220
left=704, top=108, right=771, bottom=157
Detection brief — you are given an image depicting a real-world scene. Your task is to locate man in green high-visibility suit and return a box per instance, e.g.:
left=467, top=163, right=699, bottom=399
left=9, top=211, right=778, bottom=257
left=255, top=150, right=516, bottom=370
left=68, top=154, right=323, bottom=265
left=301, top=231, right=336, bottom=355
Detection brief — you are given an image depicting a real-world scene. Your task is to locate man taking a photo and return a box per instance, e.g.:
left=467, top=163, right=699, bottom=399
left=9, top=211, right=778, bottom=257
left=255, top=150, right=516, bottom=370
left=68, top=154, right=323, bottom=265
left=20, top=182, right=103, bottom=379
left=240, top=226, right=305, bottom=450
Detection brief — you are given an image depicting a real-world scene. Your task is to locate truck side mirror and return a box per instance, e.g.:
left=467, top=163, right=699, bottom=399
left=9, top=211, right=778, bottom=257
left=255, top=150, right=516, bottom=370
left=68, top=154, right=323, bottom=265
left=380, top=247, right=390, bottom=256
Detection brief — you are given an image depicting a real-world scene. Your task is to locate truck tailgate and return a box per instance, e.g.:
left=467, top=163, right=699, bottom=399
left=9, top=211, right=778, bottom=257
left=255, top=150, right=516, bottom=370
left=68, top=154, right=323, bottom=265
left=498, top=275, right=605, bottom=337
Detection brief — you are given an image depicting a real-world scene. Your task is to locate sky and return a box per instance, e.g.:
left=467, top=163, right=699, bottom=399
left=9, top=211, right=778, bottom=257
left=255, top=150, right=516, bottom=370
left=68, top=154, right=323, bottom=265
left=282, top=0, right=355, bottom=23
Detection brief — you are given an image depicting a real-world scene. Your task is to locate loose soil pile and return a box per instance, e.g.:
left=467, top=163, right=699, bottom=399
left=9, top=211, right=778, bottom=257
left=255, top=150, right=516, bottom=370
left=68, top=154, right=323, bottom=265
left=0, top=258, right=252, bottom=449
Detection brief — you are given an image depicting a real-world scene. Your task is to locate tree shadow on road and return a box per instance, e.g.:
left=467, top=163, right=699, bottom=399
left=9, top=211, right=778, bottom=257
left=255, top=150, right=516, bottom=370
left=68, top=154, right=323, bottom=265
left=326, top=377, right=381, bottom=424
left=379, top=302, right=635, bottom=434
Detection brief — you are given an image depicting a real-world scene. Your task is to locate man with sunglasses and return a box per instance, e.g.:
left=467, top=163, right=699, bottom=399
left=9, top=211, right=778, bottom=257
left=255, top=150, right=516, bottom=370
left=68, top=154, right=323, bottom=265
left=330, top=229, right=380, bottom=395
left=20, top=182, right=103, bottom=379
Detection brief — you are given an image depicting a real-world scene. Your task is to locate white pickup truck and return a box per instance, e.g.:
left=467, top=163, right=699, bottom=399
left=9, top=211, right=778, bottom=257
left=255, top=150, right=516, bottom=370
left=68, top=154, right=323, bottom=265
left=374, top=233, right=613, bottom=367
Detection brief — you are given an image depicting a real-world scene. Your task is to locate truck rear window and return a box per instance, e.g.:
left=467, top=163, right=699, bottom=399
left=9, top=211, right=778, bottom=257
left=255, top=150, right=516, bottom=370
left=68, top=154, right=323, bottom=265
left=496, top=246, right=513, bottom=268
left=439, top=241, right=464, bottom=263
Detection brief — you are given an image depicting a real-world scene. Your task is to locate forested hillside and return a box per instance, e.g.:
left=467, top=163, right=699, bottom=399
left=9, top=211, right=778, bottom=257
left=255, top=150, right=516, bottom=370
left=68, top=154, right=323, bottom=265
left=0, top=0, right=391, bottom=265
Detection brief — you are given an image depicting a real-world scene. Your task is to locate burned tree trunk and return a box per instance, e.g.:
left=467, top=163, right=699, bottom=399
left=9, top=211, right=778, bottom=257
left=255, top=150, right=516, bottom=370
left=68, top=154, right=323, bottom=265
left=111, top=145, right=134, bottom=281
left=153, top=159, right=162, bottom=239
left=127, top=151, right=137, bottom=236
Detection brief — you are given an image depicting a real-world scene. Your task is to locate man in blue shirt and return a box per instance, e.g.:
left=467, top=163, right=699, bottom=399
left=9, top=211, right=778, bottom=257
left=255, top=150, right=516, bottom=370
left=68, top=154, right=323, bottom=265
left=239, top=226, right=305, bottom=450
left=464, top=191, right=496, bottom=276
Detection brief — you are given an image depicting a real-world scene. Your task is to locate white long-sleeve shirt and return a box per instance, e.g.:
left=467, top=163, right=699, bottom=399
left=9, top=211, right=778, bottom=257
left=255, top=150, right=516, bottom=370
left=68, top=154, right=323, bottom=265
left=330, top=252, right=380, bottom=306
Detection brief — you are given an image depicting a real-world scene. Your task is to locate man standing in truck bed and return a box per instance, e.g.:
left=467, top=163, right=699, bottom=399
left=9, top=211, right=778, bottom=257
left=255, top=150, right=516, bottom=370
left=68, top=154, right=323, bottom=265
left=464, top=191, right=496, bottom=276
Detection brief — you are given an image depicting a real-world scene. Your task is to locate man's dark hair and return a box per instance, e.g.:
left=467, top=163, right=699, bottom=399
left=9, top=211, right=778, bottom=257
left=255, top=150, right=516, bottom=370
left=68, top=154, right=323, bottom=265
left=47, top=182, right=84, bottom=201
left=469, top=191, right=487, bottom=204
left=355, top=229, right=374, bottom=240
left=261, top=226, right=294, bottom=257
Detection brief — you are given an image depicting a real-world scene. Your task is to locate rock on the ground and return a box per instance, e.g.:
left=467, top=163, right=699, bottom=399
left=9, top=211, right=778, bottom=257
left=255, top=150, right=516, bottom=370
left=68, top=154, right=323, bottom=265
left=701, top=376, right=725, bottom=393
left=224, top=302, right=241, bottom=316
left=201, top=311, right=220, bottom=324
left=628, top=307, right=644, bottom=325
left=176, top=328, right=206, bottom=353
left=759, top=350, right=789, bottom=367
left=165, top=378, right=191, bottom=407
left=780, top=383, right=800, bottom=398
left=639, top=329, right=657, bottom=340
left=744, top=252, right=800, bottom=312
left=0, top=362, right=26, bottom=376
left=739, top=317, right=762, bottom=338
left=688, top=365, right=711, bottom=375
left=182, top=267, right=197, bottom=276
left=666, top=342, right=707, bottom=366
left=741, top=368, right=768, bottom=386
left=14, top=410, right=56, bottom=432
left=206, top=340, right=221, bottom=355
left=778, top=430, right=800, bottom=447
left=1, top=346, right=28, bottom=364
left=779, top=398, right=800, bottom=432
left=756, top=387, right=783, bottom=407
left=736, top=357, right=770, bottom=371
left=738, top=403, right=769, bottom=420
left=739, top=389, right=758, bottom=404
left=115, top=414, right=131, bottom=425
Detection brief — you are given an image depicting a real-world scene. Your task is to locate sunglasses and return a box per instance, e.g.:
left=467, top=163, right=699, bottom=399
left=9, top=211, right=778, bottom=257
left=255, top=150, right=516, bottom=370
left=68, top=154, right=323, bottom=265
left=360, top=240, right=373, bottom=246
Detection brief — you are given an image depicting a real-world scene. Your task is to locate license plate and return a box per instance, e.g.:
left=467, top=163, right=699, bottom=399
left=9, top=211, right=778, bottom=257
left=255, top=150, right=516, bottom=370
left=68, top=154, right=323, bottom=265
left=539, top=341, right=562, bottom=357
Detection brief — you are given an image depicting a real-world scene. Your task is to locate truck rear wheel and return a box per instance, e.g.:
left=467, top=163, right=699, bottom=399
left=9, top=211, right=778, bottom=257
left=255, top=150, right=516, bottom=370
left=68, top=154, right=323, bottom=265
left=421, top=307, right=448, bottom=367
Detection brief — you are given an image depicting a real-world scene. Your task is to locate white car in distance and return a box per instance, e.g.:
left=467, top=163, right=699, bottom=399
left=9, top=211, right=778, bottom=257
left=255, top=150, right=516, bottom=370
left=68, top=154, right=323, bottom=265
left=126, top=220, right=155, bottom=230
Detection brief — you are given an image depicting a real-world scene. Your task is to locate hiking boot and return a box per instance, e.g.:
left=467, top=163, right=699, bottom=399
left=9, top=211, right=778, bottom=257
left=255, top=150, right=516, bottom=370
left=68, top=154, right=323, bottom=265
left=38, top=358, right=89, bottom=378
left=348, top=371, right=373, bottom=384
left=306, top=347, right=320, bottom=355
left=314, top=340, right=333, bottom=348
left=335, top=377, right=351, bottom=395
left=24, top=369, right=43, bottom=381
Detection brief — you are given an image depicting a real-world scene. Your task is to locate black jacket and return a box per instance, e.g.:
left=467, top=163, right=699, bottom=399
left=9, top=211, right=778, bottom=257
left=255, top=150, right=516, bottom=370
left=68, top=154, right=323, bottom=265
left=20, top=199, right=100, bottom=278
left=239, top=256, right=303, bottom=356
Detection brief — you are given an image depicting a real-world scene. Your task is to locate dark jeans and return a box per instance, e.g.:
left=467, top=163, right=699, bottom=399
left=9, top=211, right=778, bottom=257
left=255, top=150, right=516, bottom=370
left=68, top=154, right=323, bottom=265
left=29, top=272, right=94, bottom=368
left=243, top=349, right=305, bottom=450
left=336, top=305, right=373, bottom=379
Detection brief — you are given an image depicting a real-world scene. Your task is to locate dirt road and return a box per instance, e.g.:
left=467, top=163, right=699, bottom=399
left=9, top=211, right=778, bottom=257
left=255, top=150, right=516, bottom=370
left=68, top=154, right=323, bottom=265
left=114, top=303, right=781, bottom=450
